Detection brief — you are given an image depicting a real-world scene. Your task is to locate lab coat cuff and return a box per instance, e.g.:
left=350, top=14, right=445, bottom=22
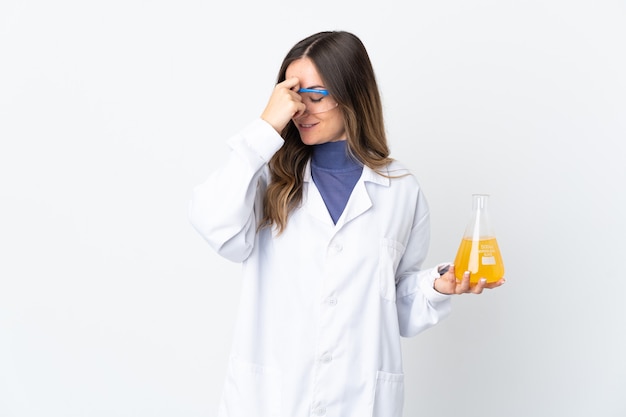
left=419, top=264, right=453, bottom=303
left=228, top=119, right=285, bottom=163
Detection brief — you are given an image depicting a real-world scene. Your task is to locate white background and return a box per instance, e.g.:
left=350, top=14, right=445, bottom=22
left=1, top=1, right=625, bottom=416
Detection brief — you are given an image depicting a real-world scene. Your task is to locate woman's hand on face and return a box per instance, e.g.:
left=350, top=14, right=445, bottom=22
left=434, top=264, right=505, bottom=295
left=261, top=77, right=307, bottom=133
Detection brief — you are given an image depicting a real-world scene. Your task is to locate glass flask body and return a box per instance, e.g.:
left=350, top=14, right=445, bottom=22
left=453, top=194, right=504, bottom=283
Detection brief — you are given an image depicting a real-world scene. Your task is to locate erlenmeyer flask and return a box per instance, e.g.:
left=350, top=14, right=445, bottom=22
left=453, top=194, right=504, bottom=284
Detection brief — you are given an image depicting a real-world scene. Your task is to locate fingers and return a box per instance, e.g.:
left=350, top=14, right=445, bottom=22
left=261, top=77, right=305, bottom=132
left=281, top=76, right=300, bottom=91
left=469, top=276, right=505, bottom=293
left=483, top=278, right=506, bottom=289
left=435, top=263, right=506, bottom=295
left=456, top=271, right=471, bottom=294
left=472, top=277, right=486, bottom=294
left=457, top=272, right=506, bottom=294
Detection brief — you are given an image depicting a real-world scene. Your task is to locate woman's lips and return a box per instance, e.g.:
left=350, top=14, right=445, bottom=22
left=298, top=122, right=318, bottom=129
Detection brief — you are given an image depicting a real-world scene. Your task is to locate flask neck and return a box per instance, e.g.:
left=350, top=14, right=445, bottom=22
left=464, top=194, right=494, bottom=239
left=472, top=194, right=489, bottom=211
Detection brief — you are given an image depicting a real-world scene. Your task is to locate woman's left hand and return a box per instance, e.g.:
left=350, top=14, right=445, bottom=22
left=434, top=264, right=505, bottom=295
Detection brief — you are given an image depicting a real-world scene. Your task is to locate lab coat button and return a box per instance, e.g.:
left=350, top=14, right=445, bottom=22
left=313, top=407, right=326, bottom=416
left=325, top=297, right=337, bottom=306
left=320, top=353, right=332, bottom=363
left=329, top=243, right=343, bottom=253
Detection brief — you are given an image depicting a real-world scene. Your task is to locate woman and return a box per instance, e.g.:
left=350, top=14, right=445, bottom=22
left=189, top=31, right=504, bottom=417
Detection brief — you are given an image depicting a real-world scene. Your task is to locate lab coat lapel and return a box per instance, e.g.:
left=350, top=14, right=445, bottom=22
left=335, top=165, right=389, bottom=229
left=303, top=162, right=390, bottom=228
left=303, top=161, right=335, bottom=226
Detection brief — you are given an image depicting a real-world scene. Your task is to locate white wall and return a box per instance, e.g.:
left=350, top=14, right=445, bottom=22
left=1, top=1, right=624, bottom=416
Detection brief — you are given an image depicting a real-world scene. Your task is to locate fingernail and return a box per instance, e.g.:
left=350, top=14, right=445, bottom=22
left=464, top=271, right=470, bottom=277
left=480, top=278, right=487, bottom=284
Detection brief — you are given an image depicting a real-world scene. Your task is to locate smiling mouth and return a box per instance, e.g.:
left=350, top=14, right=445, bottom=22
left=298, top=122, right=318, bottom=128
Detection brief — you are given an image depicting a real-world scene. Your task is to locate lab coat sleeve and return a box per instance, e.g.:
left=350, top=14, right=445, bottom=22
left=188, top=119, right=284, bottom=262
left=395, top=189, right=452, bottom=337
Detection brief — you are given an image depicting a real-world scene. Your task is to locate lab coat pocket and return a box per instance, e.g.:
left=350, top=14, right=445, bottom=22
left=219, top=356, right=281, bottom=417
left=379, top=239, right=405, bottom=302
left=372, top=370, right=404, bottom=417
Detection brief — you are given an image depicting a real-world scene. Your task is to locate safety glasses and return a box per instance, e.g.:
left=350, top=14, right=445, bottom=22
left=297, top=88, right=339, bottom=115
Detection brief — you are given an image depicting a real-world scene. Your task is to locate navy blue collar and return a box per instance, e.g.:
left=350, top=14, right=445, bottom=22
left=311, top=140, right=361, bottom=171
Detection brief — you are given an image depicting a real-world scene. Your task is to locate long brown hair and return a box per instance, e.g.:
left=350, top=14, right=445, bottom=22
left=260, top=31, right=392, bottom=234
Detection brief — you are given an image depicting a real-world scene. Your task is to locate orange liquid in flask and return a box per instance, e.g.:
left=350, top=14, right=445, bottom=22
left=453, top=237, right=504, bottom=284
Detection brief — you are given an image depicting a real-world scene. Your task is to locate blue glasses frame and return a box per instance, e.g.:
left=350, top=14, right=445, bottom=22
left=298, top=88, right=329, bottom=95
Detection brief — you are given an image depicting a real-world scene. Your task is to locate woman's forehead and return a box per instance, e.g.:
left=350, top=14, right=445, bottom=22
left=286, top=57, right=324, bottom=88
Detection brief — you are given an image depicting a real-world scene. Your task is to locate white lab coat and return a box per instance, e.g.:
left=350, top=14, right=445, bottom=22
left=189, top=119, right=452, bottom=417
